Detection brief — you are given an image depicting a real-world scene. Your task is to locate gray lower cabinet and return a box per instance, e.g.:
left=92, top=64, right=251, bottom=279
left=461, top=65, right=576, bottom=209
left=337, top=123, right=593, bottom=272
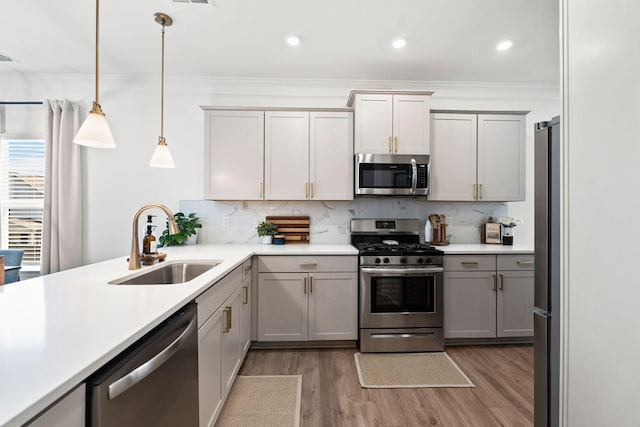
left=257, top=255, right=358, bottom=342
left=444, top=254, right=534, bottom=339
left=196, top=261, right=250, bottom=427
left=26, top=384, right=85, bottom=427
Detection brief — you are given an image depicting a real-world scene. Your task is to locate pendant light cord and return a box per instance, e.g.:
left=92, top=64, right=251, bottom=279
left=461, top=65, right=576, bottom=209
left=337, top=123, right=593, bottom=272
left=95, top=0, right=100, bottom=104
left=160, top=23, right=165, bottom=139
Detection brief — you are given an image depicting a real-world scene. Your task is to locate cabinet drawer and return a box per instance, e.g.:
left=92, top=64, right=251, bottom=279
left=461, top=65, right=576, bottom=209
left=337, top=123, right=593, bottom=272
left=497, top=254, right=535, bottom=271
left=241, top=258, right=253, bottom=281
left=258, top=255, right=357, bottom=273
left=445, top=255, right=495, bottom=271
left=196, top=266, right=242, bottom=328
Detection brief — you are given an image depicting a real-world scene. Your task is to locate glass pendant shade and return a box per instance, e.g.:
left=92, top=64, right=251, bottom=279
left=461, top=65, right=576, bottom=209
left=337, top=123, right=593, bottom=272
left=74, top=0, right=116, bottom=149
left=74, top=106, right=116, bottom=148
left=149, top=137, right=175, bottom=168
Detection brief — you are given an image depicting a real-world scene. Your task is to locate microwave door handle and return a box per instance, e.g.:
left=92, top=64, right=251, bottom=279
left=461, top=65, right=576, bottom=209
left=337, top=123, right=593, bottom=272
left=410, top=158, right=417, bottom=194
left=427, top=161, right=431, bottom=195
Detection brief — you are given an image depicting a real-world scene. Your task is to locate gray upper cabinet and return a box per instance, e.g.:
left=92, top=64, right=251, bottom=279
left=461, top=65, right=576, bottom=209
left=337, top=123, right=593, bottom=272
left=348, top=90, right=433, bottom=155
left=203, top=107, right=353, bottom=201
left=430, top=112, right=526, bottom=201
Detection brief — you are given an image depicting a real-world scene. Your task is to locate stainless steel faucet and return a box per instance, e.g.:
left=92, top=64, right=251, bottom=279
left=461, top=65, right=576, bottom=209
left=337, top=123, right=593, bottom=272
left=129, top=204, right=179, bottom=270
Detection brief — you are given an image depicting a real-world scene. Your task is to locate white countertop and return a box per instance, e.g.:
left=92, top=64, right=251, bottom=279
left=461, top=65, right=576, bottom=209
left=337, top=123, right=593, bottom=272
left=0, top=244, right=357, bottom=427
left=439, top=243, right=534, bottom=254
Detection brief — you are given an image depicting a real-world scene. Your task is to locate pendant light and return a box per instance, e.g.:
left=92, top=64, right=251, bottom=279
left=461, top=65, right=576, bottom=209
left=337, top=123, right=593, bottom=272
left=149, top=13, right=176, bottom=168
left=74, top=0, right=116, bottom=148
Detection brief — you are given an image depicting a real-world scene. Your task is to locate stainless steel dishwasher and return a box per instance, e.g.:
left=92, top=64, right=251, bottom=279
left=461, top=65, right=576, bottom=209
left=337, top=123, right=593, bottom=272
left=87, top=303, right=198, bottom=427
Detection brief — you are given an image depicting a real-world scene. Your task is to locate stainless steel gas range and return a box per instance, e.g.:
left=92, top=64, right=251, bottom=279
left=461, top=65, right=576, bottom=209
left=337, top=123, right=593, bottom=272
left=351, top=218, right=445, bottom=353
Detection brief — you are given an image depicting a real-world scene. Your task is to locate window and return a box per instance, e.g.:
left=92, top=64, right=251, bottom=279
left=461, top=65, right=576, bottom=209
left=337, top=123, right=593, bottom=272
left=0, top=136, right=45, bottom=268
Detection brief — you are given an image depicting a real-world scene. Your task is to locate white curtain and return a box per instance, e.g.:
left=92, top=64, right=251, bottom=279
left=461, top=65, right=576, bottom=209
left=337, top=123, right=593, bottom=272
left=42, top=100, right=82, bottom=274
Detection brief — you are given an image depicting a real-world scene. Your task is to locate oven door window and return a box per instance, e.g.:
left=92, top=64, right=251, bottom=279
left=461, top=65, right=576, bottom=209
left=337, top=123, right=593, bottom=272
left=370, top=276, right=435, bottom=313
left=359, top=163, right=413, bottom=189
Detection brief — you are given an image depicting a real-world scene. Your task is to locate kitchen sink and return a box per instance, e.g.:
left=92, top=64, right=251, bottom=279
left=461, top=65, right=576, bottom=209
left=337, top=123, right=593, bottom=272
left=109, top=261, right=221, bottom=285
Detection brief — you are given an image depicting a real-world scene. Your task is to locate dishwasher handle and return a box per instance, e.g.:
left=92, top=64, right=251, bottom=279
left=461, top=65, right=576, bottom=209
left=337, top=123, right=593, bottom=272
left=107, top=315, right=197, bottom=400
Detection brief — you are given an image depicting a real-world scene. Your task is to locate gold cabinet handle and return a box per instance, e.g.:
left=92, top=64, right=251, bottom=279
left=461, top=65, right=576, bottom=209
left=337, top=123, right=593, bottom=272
left=223, top=306, right=231, bottom=333
left=305, top=183, right=309, bottom=198
left=310, top=276, right=313, bottom=294
left=303, top=276, right=307, bottom=294
left=299, top=262, right=317, bottom=268
left=461, top=261, right=479, bottom=265
left=473, top=184, right=477, bottom=200
left=394, top=136, right=398, bottom=153
left=388, top=136, right=392, bottom=153
left=479, top=184, right=483, bottom=200
left=243, top=286, right=248, bottom=304
left=310, top=183, right=314, bottom=198
left=259, top=182, right=263, bottom=198
left=491, top=274, right=496, bottom=291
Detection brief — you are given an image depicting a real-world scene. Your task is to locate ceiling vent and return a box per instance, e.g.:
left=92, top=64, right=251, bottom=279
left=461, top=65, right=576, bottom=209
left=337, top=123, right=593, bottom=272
left=0, top=51, right=14, bottom=62
left=173, top=0, right=215, bottom=5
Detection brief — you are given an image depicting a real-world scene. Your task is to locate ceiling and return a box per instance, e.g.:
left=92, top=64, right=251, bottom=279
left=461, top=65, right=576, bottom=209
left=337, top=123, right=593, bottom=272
left=0, top=0, right=559, bottom=84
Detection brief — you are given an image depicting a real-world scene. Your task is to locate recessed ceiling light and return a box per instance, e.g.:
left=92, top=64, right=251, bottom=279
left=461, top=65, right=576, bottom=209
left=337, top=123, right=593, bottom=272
left=286, top=35, right=301, bottom=46
left=392, top=37, right=407, bottom=49
left=496, top=40, right=513, bottom=51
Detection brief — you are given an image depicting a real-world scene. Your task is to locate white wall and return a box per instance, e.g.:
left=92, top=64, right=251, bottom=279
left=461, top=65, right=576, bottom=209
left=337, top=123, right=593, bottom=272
left=563, top=1, right=640, bottom=425
left=0, top=73, right=559, bottom=263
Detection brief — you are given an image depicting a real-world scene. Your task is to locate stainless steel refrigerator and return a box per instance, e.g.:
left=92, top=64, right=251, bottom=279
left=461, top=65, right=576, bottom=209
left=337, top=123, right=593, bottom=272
left=534, top=116, right=561, bottom=427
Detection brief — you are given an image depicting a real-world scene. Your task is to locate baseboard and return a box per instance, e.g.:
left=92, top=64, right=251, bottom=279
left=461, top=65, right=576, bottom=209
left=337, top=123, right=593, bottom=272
left=250, top=340, right=357, bottom=350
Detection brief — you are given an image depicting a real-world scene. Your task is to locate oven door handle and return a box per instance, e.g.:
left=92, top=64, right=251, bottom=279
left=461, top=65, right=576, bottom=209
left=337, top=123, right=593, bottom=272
left=361, top=267, right=443, bottom=275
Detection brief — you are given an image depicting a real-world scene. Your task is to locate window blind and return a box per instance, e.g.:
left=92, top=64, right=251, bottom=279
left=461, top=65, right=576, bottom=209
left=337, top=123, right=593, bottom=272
left=0, top=137, right=45, bottom=266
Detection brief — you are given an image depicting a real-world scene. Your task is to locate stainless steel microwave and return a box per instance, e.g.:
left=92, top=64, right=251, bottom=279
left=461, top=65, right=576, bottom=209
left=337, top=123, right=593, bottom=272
left=355, top=153, right=430, bottom=196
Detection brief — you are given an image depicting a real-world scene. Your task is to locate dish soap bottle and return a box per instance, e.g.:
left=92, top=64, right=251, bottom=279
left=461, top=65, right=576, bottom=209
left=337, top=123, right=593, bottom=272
left=142, top=215, right=157, bottom=254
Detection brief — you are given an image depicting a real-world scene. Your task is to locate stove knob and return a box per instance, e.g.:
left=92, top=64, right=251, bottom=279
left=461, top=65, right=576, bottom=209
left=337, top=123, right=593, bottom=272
left=400, top=257, right=407, bottom=264
left=375, top=258, right=382, bottom=264
left=426, top=258, right=432, bottom=264
left=383, top=257, right=390, bottom=264
left=417, top=257, right=424, bottom=264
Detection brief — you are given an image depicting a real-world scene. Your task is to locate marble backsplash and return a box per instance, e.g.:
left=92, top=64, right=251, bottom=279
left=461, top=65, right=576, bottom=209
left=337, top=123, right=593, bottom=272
left=180, top=199, right=507, bottom=245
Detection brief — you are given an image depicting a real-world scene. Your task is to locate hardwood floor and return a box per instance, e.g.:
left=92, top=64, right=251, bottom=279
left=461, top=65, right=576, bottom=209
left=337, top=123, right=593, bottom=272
left=238, top=345, right=533, bottom=427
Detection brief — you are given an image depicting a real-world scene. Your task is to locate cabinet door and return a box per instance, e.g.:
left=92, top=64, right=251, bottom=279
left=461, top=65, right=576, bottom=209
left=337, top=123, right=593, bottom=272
left=354, top=94, right=394, bottom=153
left=264, top=111, right=310, bottom=200
left=241, top=275, right=251, bottom=354
left=222, top=286, right=243, bottom=397
left=205, top=110, right=264, bottom=200
left=309, top=111, right=354, bottom=200
left=26, top=384, right=85, bottom=427
left=308, top=272, right=358, bottom=340
left=497, top=270, right=534, bottom=337
left=444, top=271, right=497, bottom=338
left=429, top=113, right=478, bottom=201
left=198, top=308, right=224, bottom=427
left=477, top=114, right=526, bottom=201
left=258, top=272, right=308, bottom=341
left=393, top=95, right=431, bottom=154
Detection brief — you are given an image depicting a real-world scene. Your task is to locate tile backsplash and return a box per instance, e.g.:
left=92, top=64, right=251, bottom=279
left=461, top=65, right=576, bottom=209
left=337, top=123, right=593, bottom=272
left=180, top=199, right=507, bottom=245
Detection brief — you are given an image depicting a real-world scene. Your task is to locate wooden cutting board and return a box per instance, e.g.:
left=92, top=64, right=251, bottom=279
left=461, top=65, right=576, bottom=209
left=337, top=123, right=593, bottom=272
left=266, top=216, right=310, bottom=244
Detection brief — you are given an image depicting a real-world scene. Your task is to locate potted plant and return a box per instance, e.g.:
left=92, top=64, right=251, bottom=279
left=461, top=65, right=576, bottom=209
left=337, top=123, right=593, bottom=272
left=158, top=212, right=202, bottom=247
left=256, top=221, right=278, bottom=244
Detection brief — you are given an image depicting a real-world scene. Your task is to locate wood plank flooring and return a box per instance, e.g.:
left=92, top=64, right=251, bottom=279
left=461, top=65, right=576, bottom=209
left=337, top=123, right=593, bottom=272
left=238, top=344, right=533, bottom=427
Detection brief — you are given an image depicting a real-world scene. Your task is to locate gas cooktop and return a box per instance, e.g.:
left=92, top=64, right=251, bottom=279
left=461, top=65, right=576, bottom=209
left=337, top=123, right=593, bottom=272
left=355, top=242, right=443, bottom=256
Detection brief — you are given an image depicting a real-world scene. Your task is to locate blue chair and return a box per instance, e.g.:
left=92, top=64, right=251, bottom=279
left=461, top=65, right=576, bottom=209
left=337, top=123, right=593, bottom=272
left=0, top=249, right=24, bottom=283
